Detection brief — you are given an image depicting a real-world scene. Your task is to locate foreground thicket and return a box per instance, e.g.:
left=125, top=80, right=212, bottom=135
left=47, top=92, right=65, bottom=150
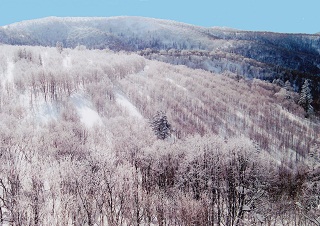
left=0, top=45, right=319, bottom=225
left=1, top=126, right=319, bottom=226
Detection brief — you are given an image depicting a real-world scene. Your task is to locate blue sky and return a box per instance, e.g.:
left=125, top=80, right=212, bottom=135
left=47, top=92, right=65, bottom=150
left=1, top=0, right=319, bottom=34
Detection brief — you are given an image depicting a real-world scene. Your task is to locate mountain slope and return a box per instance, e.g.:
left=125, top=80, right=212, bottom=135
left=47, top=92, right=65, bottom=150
left=1, top=16, right=319, bottom=72
left=1, top=16, right=215, bottom=50
left=1, top=17, right=320, bottom=113
left=0, top=44, right=318, bottom=156
left=0, top=44, right=319, bottom=226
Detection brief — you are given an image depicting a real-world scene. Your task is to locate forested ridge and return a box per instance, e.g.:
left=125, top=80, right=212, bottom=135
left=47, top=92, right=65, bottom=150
left=0, top=45, right=319, bottom=225
left=1, top=16, right=320, bottom=112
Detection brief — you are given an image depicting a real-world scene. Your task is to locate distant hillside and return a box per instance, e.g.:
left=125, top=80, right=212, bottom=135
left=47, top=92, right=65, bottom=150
left=1, top=17, right=319, bottom=73
left=1, top=16, right=320, bottom=112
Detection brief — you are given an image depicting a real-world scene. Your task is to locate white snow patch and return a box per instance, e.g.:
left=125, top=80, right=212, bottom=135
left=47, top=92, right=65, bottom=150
left=6, top=61, right=14, bottom=83
left=71, top=93, right=102, bottom=127
left=277, top=105, right=307, bottom=126
left=116, top=93, right=143, bottom=119
left=17, top=90, right=58, bottom=124
left=63, top=55, right=72, bottom=68
left=78, top=106, right=102, bottom=127
left=41, top=51, right=49, bottom=67
left=31, top=99, right=59, bottom=123
left=236, top=111, right=244, bottom=119
left=1, top=60, right=14, bottom=88
left=165, top=78, right=187, bottom=91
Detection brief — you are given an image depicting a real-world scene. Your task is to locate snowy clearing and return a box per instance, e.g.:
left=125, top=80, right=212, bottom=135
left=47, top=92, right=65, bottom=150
left=17, top=90, right=58, bottom=124
left=115, top=93, right=143, bottom=119
left=33, top=101, right=59, bottom=123
left=71, top=93, right=103, bottom=127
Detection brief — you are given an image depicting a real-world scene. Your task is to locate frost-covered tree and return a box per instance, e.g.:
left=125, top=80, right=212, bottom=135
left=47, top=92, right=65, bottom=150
left=56, top=41, right=63, bottom=54
left=284, top=80, right=293, bottom=99
left=298, top=79, right=313, bottom=117
left=150, top=111, right=172, bottom=140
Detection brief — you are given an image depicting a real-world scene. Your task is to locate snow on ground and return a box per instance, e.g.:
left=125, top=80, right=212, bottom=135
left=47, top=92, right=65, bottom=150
left=41, top=51, right=49, bottom=67
left=236, top=111, right=244, bottom=119
left=278, top=105, right=303, bottom=125
left=33, top=101, right=59, bottom=123
left=88, top=59, right=93, bottom=65
left=71, top=93, right=102, bottom=127
left=115, top=93, right=143, bottom=119
left=165, top=78, right=187, bottom=91
left=1, top=60, right=14, bottom=88
left=20, top=92, right=59, bottom=124
left=6, top=61, right=14, bottom=83
left=78, top=106, right=102, bottom=127
left=63, top=55, right=72, bottom=68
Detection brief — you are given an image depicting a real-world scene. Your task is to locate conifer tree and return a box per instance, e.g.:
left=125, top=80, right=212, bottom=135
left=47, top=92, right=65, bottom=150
left=298, top=79, right=313, bottom=117
left=150, top=111, right=171, bottom=140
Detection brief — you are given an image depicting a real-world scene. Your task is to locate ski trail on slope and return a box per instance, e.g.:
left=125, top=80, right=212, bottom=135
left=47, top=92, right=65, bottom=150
left=165, top=78, right=187, bottom=91
left=71, top=93, right=103, bottom=127
left=19, top=91, right=59, bottom=124
left=115, top=93, right=143, bottom=119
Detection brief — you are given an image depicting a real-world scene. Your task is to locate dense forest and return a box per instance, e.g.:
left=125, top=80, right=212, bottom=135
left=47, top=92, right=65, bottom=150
left=0, top=45, right=319, bottom=225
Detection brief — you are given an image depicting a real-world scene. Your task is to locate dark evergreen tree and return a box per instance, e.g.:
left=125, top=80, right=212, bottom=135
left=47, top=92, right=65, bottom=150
left=150, top=111, right=171, bottom=140
left=298, top=79, right=313, bottom=117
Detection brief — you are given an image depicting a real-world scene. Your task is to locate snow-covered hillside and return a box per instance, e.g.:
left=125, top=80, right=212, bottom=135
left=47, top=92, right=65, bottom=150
left=2, top=16, right=320, bottom=113
left=1, top=16, right=319, bottom=71
left=1, top=16, right=215, bottom=50
left=0, top=44, right=318, bottom=157
left=0, top=45, right=319, bottom=225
